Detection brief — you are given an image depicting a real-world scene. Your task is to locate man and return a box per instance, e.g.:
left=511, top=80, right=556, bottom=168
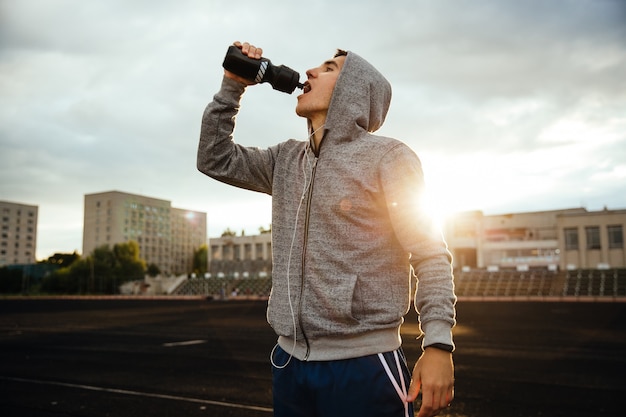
left=198, top=41, right=456, bottom=417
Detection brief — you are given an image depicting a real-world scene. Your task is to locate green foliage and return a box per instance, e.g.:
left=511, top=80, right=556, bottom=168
left=40, top=265, right=83, bottom=294
left=40, top=241, right=146, bottom=295
left=193, top=244, right=208, bottom=275
left=112, top=240, right=145, bottom=283
left=221, top=228, right=237, bottom=237
left=40, top=251, right=80, bottom=268
left=147, top=263, right=161, bottom=277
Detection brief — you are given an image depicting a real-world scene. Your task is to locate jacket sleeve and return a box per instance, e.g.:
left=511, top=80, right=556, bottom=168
left=379, top=143, right=457, bottom=350
left=197, top=76, right=276, bottom=195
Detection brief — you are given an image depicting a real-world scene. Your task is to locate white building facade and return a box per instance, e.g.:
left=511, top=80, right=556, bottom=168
left=0, top=200, right=38, bottom=266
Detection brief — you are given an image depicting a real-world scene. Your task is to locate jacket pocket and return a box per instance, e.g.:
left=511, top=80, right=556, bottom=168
left=309, top=273, right=359, bottom=329
left=351, top=272, right=408, bottom=326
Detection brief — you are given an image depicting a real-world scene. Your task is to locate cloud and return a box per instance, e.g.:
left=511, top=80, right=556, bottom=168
left=1, top=0, right=625, bottom=259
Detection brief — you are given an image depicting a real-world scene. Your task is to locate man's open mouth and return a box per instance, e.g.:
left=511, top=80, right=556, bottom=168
left=303, top=82, right=311, bottom=94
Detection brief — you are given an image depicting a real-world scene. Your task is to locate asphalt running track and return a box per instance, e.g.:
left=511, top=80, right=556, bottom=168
left=1, top=298, right=624, bottom=417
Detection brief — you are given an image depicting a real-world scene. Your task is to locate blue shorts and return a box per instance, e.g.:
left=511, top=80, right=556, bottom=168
left=271, top=345, right=414, bottom=417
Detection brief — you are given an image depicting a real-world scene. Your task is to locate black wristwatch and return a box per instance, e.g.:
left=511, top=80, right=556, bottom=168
left=425, top=343, right=454, bottom=353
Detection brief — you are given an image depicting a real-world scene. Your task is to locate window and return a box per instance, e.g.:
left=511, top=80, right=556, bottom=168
left=211, top=245, right=221, bottom=261
left=608, top=225, right=623, bottom=249
left=223, top=245, right=232, bottom=260
left=585, top=226, right=601, bottom=250
left=564, top=228, right=579, bottom=250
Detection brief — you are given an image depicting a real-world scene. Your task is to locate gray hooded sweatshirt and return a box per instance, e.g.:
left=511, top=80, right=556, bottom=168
left=198, top=50, right=456, bottom=361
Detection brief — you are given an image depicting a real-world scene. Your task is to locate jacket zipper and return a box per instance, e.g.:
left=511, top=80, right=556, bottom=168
left=298, top=156, right=318, bottom=360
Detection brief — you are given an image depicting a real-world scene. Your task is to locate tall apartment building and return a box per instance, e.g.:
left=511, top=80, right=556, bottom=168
left=0, top=201, right=38, bottom=266
left=171, top=207, right=208, bottom=274
left=83, top=191, right=206, bottom=275
left=444, top=207, right=626, bottom=270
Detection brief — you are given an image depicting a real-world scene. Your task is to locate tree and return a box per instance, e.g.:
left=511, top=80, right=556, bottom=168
left=193, top=244, right=208, bottom=276
left=112, top=241, right=145, bottom=284
left=40, top=252, right=80, bottom=268
left=40, top=241, right=146, bottom=294
left=40, top=258, right=88, bottom=294
left=147, top=263, right=161, bottom=277
left=90, top=245, right=116, bottom=293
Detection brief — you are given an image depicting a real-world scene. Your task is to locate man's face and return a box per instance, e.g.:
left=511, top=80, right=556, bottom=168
left=296, top=55, right=346, bottom=124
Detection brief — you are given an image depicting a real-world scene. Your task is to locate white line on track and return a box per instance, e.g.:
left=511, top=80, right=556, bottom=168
left=1, top=376, right=273, bottom=413
left=162, top=339, right=207, bottom=347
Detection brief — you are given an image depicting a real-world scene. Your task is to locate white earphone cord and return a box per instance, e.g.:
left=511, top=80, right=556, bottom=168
left=270, top=127, right=321, bottom=369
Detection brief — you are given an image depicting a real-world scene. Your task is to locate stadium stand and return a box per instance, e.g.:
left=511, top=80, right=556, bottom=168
left=170, top=269, right=626, bottom=300
left=172, top=276, right=272, bottom=299
left=561, top=268, right=626, bottom=297
left=454, top=268, right=626, bottom=298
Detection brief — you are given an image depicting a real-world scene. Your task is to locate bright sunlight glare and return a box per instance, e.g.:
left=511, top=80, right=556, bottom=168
left=420, top=151, right=546, bottom=224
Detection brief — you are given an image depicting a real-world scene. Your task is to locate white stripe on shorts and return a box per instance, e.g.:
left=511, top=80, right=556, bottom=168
left=378, top=350, right=409, bottom=417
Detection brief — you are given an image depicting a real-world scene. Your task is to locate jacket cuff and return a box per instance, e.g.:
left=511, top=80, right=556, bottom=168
left=221, top=75, right=248, bottom=94
left=421, top=319, right=455, bottom=352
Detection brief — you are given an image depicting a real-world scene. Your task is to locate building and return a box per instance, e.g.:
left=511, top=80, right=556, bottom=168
left=444, top=207, right=626, bottom=271
left=83, top=191, right=206, bottom=275
left=205, top=206, right=626, bottom=277
left=171, top=207, right=208, bottom=274
left=0, top=201, right=38, bottom=266
left=208, top=232, right=272, bottom=279
left=558, top=208, right=626, bottom=270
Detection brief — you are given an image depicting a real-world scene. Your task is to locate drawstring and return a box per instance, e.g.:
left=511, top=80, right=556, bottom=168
left=378, top=350, right=409, bottom=417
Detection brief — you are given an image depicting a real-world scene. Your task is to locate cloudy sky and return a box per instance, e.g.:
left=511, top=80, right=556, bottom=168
left=1, top=0, right=625, bottom=260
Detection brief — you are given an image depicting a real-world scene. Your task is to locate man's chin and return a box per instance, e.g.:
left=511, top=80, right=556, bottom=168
left=295, top=106, right=307, bottom=118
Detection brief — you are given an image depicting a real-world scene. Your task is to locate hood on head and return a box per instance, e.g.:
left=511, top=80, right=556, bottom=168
left=322, top=51, right=392, bottom=141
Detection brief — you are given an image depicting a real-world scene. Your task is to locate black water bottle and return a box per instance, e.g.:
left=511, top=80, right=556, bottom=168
left=222, top=45, right=304, bottom=94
